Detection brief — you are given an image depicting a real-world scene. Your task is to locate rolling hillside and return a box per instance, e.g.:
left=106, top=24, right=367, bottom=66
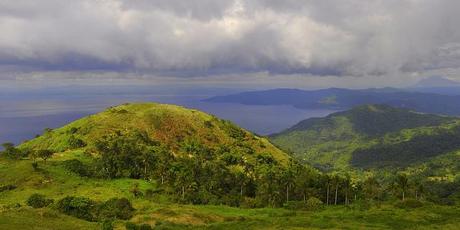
left=270, top=104, right=460, bottom=171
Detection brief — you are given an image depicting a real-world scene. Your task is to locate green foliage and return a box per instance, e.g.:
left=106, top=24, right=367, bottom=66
left=0, top=184, right=16, bottom=192
left=31, top=162, right=39, bottom=171
left=56, top=196, right=135, bottom=222
left=306, top=197, right=324, bottom=211
left=62, top=159, right=89, bottom=177
left=67, top=136, right=86, bottom=149
left=96, top=198, right=134, bottom=220
left=1, top=143, right=23, bottom=159
left=35, top=149, right=54, bottom=162
left=26, top=194, right=53, bottom=208
left=271, top=104, right=460, bottom=172
left=125, top=222, right=153, bottom=230
left=395, top=199, right=424, bottom=209
left=56, top=196, right=95, bottom=221
left=101, top=220, right=114, bottom=230
left=352, top=126, right=460, bottom=168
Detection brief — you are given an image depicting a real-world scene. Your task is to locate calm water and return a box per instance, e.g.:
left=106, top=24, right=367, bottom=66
left=0, top=86, right=336, bottom=145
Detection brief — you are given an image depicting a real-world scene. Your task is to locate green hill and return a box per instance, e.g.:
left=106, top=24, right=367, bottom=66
left=270, top=104, right=459, bottom=171
left=20, top=103, right=288, bottom=164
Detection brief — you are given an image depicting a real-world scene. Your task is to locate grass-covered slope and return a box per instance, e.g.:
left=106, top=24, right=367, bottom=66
left=270, top=104, right=459, bottom=170
left=20, top=102, right=289, bottom=164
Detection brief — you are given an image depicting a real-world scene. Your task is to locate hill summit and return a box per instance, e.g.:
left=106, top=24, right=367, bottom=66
left=21, top=103, right=289, bottom=164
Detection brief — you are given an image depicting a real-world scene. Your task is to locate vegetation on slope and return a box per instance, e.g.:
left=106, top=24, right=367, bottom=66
left=1, top=103, right=459, bottom=229
left=270, top=104, right=457, bottom=170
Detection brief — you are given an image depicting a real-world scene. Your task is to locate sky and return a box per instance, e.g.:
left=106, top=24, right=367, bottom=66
left=1, top=0, right=460, bottom=89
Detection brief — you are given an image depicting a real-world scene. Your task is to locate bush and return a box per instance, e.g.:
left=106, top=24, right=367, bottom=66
left=32, top=162, right=39, bottom=171
left=305, top=197, right=323, bottom=211
left=56, top=196, right=95, bottom=221
left=101, top=220, right=114, bottom=230
left=125, top=222, right=152, bottom=230
left=125, top=222, right=138, bottom=230
left=68, top=136, right=87, bottom=149
left=26, top=194, right=53, bottom=208
left=283, top=201, right=307, bottom=210
left=62, top=159, right=89, bottom=177
left=0, top=184, right=16, bottom=192
left=240, top=197, right=257, bottom=209
left=349, top=200, right=372, bottom=211
left=130, top=183, right=143, bottom=197
left=96, top=198, right=135, bottom=220
left=139, top=224, right=153, bottom=230
left=395, top=199, right=424, bottom=209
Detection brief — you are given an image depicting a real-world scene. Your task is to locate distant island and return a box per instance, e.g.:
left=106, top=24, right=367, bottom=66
left=205, top=87, right=460, bottom=115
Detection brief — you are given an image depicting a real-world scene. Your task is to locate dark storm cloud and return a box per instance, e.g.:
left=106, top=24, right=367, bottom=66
left=1, top=0, right=460, bottom=77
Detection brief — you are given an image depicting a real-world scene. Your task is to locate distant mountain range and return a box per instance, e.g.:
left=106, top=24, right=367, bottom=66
left=413, top=76, right=460, bottom=88
left=205, top=87, right=460, bottom=116
left=269, top=104, right=460, bottom=173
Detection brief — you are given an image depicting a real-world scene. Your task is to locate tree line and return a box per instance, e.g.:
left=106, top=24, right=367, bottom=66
left=1, top=132, right=458, bottom=208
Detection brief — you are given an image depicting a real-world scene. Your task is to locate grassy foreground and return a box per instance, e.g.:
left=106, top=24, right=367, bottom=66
left=1, top=155, right=459, bottom=230
left=1, top=203, right=459, bottom=229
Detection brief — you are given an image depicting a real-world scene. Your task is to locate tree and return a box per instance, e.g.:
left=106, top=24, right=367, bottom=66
left=323, top=175, right=332, bottom=205
left=363, top=176, right=380, bottom=200
left=1, top=143, right=21, bottom=159
left=343, top=174, right=352, bottom=205
left=396, top=173, right=409, bottom=201
left=331, top=174, right=342, bottom=205
left=36, top=149, right=54, bottom=163
left=282, top=159, right=296, bottom=203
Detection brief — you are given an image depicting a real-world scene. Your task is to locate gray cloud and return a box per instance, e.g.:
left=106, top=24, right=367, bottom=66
left=1, top=0, right=460, bottom=77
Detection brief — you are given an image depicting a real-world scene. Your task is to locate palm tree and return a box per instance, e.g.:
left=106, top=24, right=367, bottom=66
left=343, top=174, right=352, bottom=205
left=331, top=174, right=342, bottom=205
left=396, top=173, right=409, bottom=201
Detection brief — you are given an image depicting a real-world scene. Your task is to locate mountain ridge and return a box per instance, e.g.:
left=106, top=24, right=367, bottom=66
left=269, top=104, right=460, bottom=170
left=205, top=87, right=460, bottom=115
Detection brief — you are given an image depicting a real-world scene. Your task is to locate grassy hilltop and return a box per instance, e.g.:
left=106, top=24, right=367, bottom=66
left=20, top=103, right=288, bottom=164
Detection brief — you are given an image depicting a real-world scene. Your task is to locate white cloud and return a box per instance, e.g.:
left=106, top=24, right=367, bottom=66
left=0, top=0, right=459, bottom=77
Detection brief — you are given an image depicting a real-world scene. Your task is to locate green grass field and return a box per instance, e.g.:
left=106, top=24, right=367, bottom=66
left=1, top=154, right=459, bottom=230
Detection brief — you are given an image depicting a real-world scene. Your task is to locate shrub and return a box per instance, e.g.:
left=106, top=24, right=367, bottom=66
left=62, top=159, right=89, bottom=177
left=1, top=143, right=22, bottom=159
left=26, top=194, right=53, bottom=208
left=56, top=196, right=95, bottom=221
left=0, top=184, right=16, bottom=193
left=283, top=201, right=307, bottom=210
left=125, top=222, right=138, bottom=230
left=145, top=189, right=163, bottom=199
left=101, top=220, right=114, bottom=230
left=139, top=224, right=153, bottom=230
left=395, top=199, right=424, bottom=209
left=36, top=149, right=54, bottom=163
left=240, top=197, right=257, bottom=209
left=96, top=198, right=135, bottom=220
left=349, top=200, right=372, bottom=211
left=69, top=127, right=79, bottom=134
left=130, top=183, right=143, bottom=197
left=31, top=162, right=39, bottom=171
left=305, top=197, right=323, bottom=211
left=67, top=136, right=87, bottom=149
left=125, top=223, right=152, bottom=230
